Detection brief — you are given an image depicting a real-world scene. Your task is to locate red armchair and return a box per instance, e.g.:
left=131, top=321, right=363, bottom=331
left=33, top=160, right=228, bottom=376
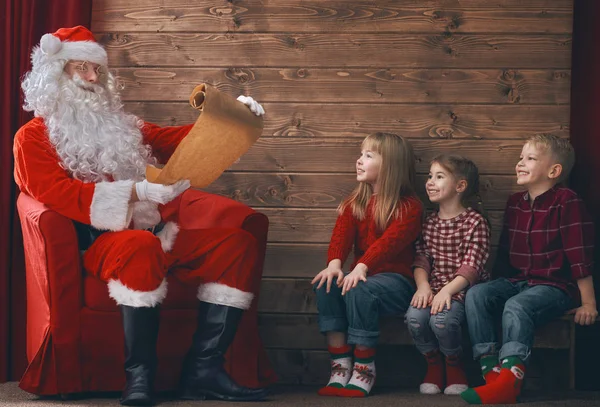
left=16, top=190, right=276, bottom=396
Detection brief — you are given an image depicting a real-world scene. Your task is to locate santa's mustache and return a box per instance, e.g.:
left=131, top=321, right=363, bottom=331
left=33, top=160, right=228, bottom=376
left=71, top=74, right=104, bottom=93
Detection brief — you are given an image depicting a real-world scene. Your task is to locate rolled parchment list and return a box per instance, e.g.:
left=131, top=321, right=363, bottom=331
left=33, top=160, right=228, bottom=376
left=146, top=83, right=264, bottom=188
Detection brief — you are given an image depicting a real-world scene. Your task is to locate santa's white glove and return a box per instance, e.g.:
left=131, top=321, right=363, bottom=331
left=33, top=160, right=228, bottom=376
left=237, top=95, right=265, bottom=116
left=135, top=179, right=191, bottom=205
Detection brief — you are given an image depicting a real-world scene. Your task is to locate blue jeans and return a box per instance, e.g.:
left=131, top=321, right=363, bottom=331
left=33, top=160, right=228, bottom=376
left=405, top=301, right=465, bottom=357
left=314, top=273, right=415, bottom=348
left=465, top=278, right=573, bottom=363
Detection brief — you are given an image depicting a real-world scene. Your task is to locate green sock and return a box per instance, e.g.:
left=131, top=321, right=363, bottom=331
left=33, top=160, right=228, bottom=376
left=480, top=355, right=499, bottom=376
left=501, top=356, right=523, bottom=369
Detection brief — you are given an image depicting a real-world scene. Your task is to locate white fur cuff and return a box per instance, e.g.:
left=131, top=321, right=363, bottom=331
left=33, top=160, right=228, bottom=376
left=197, top=283, right=254, bottom=310
left=156, top=222, right=179, bottom=252
left=90, top=180, right=135, bottom=231
left=108, top=279, right=168, bottom=307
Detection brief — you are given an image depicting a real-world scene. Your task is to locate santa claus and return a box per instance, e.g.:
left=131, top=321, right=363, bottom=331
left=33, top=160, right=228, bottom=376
left=14, top=26, right=268, bottom=405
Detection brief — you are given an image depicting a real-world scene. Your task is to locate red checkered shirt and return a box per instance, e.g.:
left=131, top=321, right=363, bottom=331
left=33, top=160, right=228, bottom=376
left=493, top=186, right=594, bottom=301
left=413, top=208, right=491, bottom=302
left=327, top=196, right=423, bottom=280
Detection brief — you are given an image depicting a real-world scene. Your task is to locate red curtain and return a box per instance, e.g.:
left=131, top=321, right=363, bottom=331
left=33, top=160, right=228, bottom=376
left=0, top=0, right=92, bottom=382
left=570, top=0, right=600, bottom=391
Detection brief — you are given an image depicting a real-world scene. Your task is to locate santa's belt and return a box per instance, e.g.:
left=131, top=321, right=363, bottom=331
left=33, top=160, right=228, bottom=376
left=74, top=221, right=166, bottom=251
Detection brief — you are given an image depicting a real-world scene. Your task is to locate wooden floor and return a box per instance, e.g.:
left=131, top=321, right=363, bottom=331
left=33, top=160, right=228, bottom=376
left=2, top=382, right=600, bottom=407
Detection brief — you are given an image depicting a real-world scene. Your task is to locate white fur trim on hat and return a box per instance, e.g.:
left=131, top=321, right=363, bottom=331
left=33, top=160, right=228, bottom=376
left=37, top=33, right=108, bottom=66
left=90, top=180, right=135, bottom=231
left=197, top=283, right=254, bottom=310
left=156, top=221, right=179, bottom=252
left=108, top=279, right=168, bottom=307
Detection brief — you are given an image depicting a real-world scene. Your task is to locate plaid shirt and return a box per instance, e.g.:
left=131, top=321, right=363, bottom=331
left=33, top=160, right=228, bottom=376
left=494, top=186, right=594, bottom=301
left=413, top=208, right=491, bottom=302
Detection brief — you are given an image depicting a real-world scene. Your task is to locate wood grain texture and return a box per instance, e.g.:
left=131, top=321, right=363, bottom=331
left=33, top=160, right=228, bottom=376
left=114, top=68, right=571, bottom=104
left=262, top=243, right=498, bottom=278
left=98, top=33, right=571, bottom=69
left=204, top=173, right=519, bottom=210
left=228, top=138, right=523, bottom=174
left=260, top=208, right=503, bottom=244
left=126, top=102, right=570, bottom=139
left=92, top=0, right=573, bottom=34
left=92, top=0, right=574, bottom=381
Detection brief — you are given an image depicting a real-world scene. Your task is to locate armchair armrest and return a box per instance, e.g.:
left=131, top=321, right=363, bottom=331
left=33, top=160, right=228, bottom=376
left=16, top=193, right=83, bottom=393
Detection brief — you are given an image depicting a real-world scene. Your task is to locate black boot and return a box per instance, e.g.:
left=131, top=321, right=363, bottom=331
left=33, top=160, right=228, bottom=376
left=179, top=302, right=268, bottom=401
left=119, top=305, right=160, bottom=406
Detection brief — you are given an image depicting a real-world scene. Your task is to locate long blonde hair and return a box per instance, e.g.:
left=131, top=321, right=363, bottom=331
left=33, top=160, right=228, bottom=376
left=339, top=132, right=417, bottom=232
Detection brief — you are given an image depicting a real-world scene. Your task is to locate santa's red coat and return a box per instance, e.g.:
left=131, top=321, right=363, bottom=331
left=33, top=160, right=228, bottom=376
left=14, top=117, right=276, bottom=390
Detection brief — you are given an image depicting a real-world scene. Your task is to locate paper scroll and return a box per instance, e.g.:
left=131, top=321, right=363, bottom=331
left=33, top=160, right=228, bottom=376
left=146, top=83, right=264, bottom=188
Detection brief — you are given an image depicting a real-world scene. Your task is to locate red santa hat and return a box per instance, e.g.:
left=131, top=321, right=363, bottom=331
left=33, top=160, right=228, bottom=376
left=34, top=25, right=108, bottom=67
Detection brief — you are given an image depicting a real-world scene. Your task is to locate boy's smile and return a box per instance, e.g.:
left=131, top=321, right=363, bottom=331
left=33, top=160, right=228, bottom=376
left=515, top=142, right=556, bottom=189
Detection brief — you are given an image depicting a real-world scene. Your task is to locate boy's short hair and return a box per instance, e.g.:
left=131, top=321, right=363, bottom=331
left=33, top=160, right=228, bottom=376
left=527, top=134, right=575, bottom=183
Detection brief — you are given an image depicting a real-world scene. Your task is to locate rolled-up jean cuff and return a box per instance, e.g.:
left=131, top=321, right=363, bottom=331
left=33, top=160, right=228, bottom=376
left=318, top=316, right=348, bottom=334
left=440, top=344, right=463, bottom=357
left=500, top=341, right=531, bottom=364
left=347, top=327, right=379, bottom=348
left=472, top=342, right=500, bottom=360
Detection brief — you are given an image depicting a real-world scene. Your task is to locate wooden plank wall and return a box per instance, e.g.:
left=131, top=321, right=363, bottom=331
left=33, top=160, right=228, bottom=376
left=91, top=0, right=573, bottom=388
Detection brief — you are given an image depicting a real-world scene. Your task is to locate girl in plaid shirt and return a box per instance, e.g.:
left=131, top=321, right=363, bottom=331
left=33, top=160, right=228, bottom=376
left=311, top=132, right=423, bottom=398
left=406, top=155, right=491, bottom=396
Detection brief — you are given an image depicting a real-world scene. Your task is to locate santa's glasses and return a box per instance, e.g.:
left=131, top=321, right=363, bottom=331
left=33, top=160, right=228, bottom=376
left=67, top=61, right=104, bottom=76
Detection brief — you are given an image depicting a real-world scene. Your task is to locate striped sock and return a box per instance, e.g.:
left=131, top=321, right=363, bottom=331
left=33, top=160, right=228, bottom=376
left=317, top=345, right=353, bottom=397
left=337, top=347, right=376, bottom=398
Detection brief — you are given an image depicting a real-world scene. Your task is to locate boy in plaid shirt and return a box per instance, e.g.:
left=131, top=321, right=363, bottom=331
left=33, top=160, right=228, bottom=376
left=461, top=135, right=597, bottom=405
left=406, top=155, right=490, bottom=396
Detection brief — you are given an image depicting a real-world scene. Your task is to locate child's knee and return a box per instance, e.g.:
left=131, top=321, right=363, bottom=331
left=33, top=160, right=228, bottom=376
left=429, top=312, right=461, bottom=336
left=405, top=307, right=431, bottom=334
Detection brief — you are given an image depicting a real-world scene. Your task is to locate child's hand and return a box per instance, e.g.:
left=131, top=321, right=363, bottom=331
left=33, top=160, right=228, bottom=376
left=341, top=265, right=368, bottom=296
left=430, top=289, right=452, bottom=315
left=569, top=303, right=598, bottom=326
left=411, top=285, right=433, bottom=309
left=311, top=266, right=344, bottom=293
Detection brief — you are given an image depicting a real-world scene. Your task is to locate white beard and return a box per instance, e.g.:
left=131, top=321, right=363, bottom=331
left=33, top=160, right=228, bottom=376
left=45, top=74, right=154, bottom=183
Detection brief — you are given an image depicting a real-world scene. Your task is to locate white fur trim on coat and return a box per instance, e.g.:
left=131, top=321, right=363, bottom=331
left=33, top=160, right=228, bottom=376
left=156, top=221, right=179, bottom=252
left=90, top=180, right=135, bottom=231
left=131, top=201, right=162, bottom=230
left=108, top=279, right=168, bottom=307
left=38, top=33, right=108, bottom=66
left=197, top=283, right=254, bottom=310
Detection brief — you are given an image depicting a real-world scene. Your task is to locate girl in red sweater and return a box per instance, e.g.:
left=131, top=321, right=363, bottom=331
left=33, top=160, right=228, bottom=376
left=311, top=132, right=423, bottom=397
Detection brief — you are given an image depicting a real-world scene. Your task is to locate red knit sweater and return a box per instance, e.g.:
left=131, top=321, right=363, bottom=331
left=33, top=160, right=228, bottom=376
left=327, top=196, right=423, bottom=280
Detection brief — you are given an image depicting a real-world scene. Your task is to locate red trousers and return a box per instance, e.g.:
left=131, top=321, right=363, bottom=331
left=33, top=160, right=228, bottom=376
left=83, top=206, right=258, bottom=310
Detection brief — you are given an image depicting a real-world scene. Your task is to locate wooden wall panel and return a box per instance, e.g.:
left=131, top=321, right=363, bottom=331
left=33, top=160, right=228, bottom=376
left=93, top=0, right=573, bottom=34
left=262, top=244, right=498, bottom=278
left=100, top=33, right=571, bottom=69
left=260, top=208, right=503, bottom=244
left=204, top=173, right=519, bottom=210
left=114, top=68, right=571, bottom=104
left=126, top=102, right=570, bottom=140
left=92, top=0, right=573, bottom=388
